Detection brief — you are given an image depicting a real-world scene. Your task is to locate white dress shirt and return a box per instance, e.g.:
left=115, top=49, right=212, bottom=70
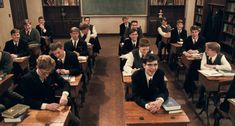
left=90, top=25, right=97, bottom=38
left=200, top=52, right=232, bottom=71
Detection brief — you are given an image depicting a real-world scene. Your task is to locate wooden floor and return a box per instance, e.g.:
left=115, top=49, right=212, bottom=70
left=79, top=35, right=233, bottom=126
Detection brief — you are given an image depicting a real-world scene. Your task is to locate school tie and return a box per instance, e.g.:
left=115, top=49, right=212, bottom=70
left=148, top=78, right=153, bottom=88
left=208, top=57, right=213, bottom=64
left=26, top=31, right=30, bottom=36
left=132, top=43, right=136, bottom=48
left=73, top=40, right=77, bottom=48
left=82, top=34, right=87, bottom=41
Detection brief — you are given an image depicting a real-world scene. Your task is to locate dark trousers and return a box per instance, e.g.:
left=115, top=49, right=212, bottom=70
left=183, top=60, right=200, bottom=94
left=157, top=41, right=170, bottom=61
left=68, top=112, right=80, bottom=126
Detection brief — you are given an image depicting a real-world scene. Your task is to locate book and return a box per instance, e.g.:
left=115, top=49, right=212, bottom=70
left=168, top=109, right=183, bottom=114
left=163, top=97, right=181, bottom=111
left=2, top=104, right=30, bottom=118
left=4, top=112, right=28, bottom=123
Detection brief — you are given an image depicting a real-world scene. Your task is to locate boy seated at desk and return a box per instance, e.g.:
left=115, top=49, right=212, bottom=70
left=120, top=29, right=139, bottom=71
left=123, top=38, right=152, bottom=75
left=16, top=55, right=80, bottom=126
left=182, top=25, right=206, bottom=97
left=64, top=27, right=88, bottom=56
left=196, top=42, right=232, bottom=108
left=50, top=41, right=81, bottom=76
left=132, top=54, right=169, bottom=113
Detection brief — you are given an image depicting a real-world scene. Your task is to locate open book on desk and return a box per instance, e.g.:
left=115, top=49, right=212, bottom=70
left=61, top=75, right=75, bottom=82
left=199, top=69, right=235, bottom=77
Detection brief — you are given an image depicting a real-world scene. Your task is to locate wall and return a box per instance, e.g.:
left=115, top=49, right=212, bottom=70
left=87, top=16, right=147, bottom=34
left=0, top=0, right=14, bottom=50
left=185, top=0, right=196, bottom=35
left=26, top=0, right=43, bottom=27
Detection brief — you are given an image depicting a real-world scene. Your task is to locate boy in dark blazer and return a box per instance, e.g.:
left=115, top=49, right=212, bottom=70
left=121, top=29, right=139, bottom=55
left=16, top=55, right=79, bottom=126
left=64, top=27, right=88, bottom=56
left=132, top=54, right=169, bottom=113
left=4, top=28, right=29, bottom=58
left=182, top=25, right=206, bottom=96
left=168, top=19, right=187, bottom=69
left=50, top=41, right=81, bottom=76
left=119, top=16, right=131, bottom=42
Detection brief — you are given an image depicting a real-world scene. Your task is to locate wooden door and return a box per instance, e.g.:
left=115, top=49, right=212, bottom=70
left=10, top=0, right=28, bottom=29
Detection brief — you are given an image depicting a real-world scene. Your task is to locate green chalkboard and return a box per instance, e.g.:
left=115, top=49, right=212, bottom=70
left=81, top=0, right=147, bottom=16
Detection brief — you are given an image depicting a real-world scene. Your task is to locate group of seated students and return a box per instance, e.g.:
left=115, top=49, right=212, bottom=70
left=0, top=16, right=102, bottom=126
left=119, top=16, right=235, bottom=124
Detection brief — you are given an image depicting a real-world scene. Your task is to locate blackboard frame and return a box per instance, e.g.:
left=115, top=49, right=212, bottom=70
left=81, top=0, right=148, bottom=16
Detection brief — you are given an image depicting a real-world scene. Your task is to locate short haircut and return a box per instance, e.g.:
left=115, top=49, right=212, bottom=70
left=139, top=38, right=150, bottom=47
left=129, top=29, right=138, bottom=34
left=190, top=25, right=201, bottom=32
left=161, top=17, right=167, bottom=22
left=50, top=41, right=63, bottom=51
left=131, top=20, right=138, bottom=25
left=143, top=54, right=158, bottom=64
left=84, top=17, right=90, bottom=21
left=10, top=28, right=20, bottom=35
left=38, top=16, right=44, bottom=20
left=79, top=23, right=89, bottom=30
left=70, top=27, right=80, bottom=33
left=24, top=19, right=31, bottom=25
left=177, top=19, right=183, bottom=24
left=122, top=16, right=128, bottom=21
left=36, top=55, right=55, bottom=70
left=206, top=42, right=221, bottom=53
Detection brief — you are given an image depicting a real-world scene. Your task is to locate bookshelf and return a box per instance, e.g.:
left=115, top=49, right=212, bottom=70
left=220, top=0, right=235, bottom=63
left=194, top=0, right=206, bottom=27
left=42, top=0, right=81, bottom=38
left=147, top=0, right=185, bottom=36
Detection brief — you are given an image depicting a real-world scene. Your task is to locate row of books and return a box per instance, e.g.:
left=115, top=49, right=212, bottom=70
left=195, top=8, right=203, bottom=15
left=1, top=104, right=30, bottom=123
left=227, top=3, right=235, bottom=13
left=223, top=24, right=235, bottom=36
left=45, top=0, right=80, bottom=6
left=226, top=14, right=235, bottom=24
left=150, top=0, right=185, bottom=6
left=163, top=97, right=183, bottom=114
left=194, top=15, right=202, bottom=24
left=196, top=0, right=204, bottom=6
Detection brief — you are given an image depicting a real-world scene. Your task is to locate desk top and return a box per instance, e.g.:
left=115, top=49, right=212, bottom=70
left=125, top=102, right=190, bottom=125
left=123, top=75, right=168, bottom=84
left=18, top=106, right=70, bottom=126
left=13, top=56, right=30, bottom=63
left=70, top=74, right=82, bottom=86
left=228, top=99, right=235, bottom=106
left=0, top=74, right=14, bottom=96
left=170, top=43, right=183, bottom=48
left=78, top=56, right=88, bottom=63
left=198, top=70, right=234, bottom=81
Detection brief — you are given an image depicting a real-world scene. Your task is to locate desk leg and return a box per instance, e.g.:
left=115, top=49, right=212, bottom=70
left=198, top=91, right=211, bottom=126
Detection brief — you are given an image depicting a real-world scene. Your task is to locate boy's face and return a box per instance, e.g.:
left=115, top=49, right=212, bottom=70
left=129, top=31, right=138, bottom=41
left=206, top=46, right=216, bottom=57
left=12, top=32, right=20, bottom=42
left=70, top=31, right=79, bottom=40
left=191, top=30, right=199, bottom=38
left=143, top=60, right=158, bottom=76
left=177, top=23, right=183, bottom=30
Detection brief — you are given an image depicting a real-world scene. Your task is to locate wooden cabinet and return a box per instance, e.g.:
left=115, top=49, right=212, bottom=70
left=220, top=0, right=235, bottom=62
left=42, top=0, right=81, bottom=38
left=147, top=0, right=185, bottom=36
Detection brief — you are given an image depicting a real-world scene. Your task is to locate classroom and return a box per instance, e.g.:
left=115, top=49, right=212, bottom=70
left=0, top=0, right=235, bottom=126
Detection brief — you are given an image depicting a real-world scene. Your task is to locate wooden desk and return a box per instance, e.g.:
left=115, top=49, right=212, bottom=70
left=198, top=71, right=234, bottom=125
left=13, top=56, right=30, bottom=71
left=0, top=74, right=14, bottom=96
left=181, top=54, right=201, bottom=69
left=170, top=43, right=182, bottom=54
left=18, top=106, right=70, bottom=126
left=125, top=102, right=190, bottom=126
left=228, top=99, right=235, bottom=125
